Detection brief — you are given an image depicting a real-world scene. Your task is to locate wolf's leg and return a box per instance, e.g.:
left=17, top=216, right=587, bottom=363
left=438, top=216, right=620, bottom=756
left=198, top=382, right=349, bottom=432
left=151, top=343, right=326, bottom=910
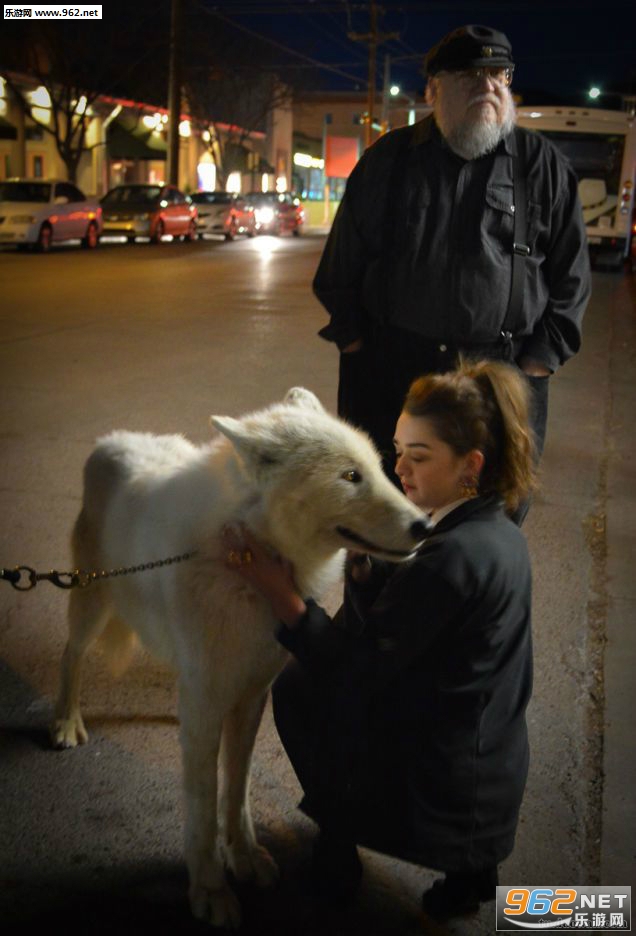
left=219, top=688, right=279, bottom=887
left=50, top=586, right=109, bottom=748
left=179, top=680, right=242, bottom=930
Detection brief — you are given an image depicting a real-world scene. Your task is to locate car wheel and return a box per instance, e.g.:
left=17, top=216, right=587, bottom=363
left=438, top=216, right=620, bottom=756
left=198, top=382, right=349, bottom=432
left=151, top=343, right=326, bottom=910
left=82, top=221, right=99, bottom=249
left=292, top=224, right=302, bottom=238
left=37, top=223, right=52, bottom=253
left=151, top=220, right=165, bottom=244
left=183, top=220, right=197, bottom=243
left=225, top=221, right=236, bottom=242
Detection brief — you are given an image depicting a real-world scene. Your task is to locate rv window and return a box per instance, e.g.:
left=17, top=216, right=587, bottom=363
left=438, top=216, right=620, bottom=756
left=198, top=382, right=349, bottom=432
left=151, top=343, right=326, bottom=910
left=539, top=131, right=625, bottom=197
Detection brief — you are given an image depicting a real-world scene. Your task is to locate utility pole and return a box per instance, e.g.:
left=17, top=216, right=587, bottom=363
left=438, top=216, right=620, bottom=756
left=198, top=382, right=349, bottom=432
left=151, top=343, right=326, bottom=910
left=166, top=0, right=182, bottom=186
left=380, top=53, right=391, bottom=132
left=349, top=1, right=399, bottom=148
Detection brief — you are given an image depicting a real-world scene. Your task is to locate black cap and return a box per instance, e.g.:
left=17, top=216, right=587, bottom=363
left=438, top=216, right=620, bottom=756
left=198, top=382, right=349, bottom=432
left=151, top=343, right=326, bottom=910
left=425, top=25, right=514, bottom=76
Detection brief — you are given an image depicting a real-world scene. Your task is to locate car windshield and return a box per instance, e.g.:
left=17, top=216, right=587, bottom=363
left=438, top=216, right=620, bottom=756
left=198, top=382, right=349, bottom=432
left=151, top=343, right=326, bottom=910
left=102, top=186, right=162, bottom=205
left=0, top=182, right=51, bottom=202
left=191, top=192, right=232, bottom=205
left=249, top=193, right=279, bottom=204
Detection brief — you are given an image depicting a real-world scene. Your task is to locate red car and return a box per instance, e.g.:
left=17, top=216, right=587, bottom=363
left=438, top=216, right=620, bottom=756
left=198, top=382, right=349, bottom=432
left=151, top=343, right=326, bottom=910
left=101, top=184, right=197, bottom=244
left=248, top=192, right=305, bottom=236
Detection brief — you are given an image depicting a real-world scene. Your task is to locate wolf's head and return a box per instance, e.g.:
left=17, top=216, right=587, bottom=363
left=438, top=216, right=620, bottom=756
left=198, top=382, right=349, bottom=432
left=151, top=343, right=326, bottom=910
left=211, top=388, right=430, bottom=563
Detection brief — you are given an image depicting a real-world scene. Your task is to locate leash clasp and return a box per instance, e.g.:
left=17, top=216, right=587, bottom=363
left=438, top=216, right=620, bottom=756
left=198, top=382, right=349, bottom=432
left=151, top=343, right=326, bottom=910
left=45, top=570, right=81, bottom=589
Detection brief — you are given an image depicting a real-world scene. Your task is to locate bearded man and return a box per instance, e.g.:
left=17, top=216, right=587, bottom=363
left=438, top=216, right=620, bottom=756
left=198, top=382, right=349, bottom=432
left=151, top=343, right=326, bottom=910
left=313, top=25, right=590, bottom=515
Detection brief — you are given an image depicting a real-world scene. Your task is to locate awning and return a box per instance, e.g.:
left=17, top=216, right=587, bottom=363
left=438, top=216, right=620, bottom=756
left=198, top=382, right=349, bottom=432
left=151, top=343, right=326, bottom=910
left=0, top=116, right=18, bottom=141
left=107, top=118, right=167, bottom=160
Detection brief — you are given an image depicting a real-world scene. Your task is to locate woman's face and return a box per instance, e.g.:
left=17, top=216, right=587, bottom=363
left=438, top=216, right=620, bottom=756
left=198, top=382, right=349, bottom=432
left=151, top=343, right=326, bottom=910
left=393, top=413, right=478, bottom=512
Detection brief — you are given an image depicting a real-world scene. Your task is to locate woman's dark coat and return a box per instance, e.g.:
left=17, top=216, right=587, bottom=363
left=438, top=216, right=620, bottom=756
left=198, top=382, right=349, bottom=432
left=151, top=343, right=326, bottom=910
left=274, top=496, right=533, bottom=873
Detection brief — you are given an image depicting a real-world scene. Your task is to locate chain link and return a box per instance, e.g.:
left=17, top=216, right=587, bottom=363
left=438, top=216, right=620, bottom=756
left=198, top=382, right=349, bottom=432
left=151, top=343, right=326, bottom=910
left=1, top=551, right=198, bottom=592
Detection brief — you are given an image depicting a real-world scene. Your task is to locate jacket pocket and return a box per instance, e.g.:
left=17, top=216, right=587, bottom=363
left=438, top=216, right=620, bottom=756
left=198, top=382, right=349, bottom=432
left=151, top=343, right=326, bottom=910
left=483, top=184, right=515, bottom=246
left=485, top=184, right=515, bottom=216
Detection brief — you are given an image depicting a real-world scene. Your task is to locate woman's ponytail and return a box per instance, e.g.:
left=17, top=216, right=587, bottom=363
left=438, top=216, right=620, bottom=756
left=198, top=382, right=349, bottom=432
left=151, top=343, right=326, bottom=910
left=403, top=359, right=537, bottom=512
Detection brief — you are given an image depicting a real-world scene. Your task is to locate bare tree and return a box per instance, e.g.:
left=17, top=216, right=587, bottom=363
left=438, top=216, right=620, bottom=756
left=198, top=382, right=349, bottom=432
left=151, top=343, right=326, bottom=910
left=181, top=11, right=296, bottom=189
left=185, top=66, right=292, bottom=189
left=0, top=5, right=168, bottom=182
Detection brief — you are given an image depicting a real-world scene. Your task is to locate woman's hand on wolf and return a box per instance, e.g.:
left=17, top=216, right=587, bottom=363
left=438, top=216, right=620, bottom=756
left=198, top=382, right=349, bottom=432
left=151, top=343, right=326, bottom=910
left=221, top=526, right=307, bottom=629
left=345, top=550, right=373, bottom=583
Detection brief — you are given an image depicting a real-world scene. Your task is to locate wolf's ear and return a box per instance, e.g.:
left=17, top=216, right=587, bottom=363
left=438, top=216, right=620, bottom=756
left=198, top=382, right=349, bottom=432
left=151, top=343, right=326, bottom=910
left=284, top=387, right=324, bottom=412
left=210, top=415, right=243, bottom=443
left=210, top=415, right=279, bottom=473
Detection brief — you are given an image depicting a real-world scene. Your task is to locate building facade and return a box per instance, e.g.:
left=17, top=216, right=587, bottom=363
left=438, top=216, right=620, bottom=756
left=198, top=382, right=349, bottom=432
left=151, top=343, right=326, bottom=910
left=0, top=73, right=293, bottom=197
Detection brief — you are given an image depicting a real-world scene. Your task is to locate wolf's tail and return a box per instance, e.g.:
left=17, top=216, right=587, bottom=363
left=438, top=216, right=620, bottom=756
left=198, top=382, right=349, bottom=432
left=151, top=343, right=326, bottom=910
left=98, top=616, right=138, bottom=678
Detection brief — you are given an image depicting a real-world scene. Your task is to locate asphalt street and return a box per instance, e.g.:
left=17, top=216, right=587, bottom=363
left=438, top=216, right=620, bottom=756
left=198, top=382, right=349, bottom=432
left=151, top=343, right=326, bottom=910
left=0, top=233, right=634, bottom=935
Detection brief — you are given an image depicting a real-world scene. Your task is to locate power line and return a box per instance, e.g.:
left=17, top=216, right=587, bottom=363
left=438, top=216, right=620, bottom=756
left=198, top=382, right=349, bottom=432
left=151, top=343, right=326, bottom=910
left=194, top=0, right=369, bottom=86
left=285, top=1, right=370, bottom=67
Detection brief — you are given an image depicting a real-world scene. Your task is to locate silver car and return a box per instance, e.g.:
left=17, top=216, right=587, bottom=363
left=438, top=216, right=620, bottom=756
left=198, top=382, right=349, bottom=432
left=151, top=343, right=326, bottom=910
left=0, top=179, right=103, bottom=252
left=191, top=192, right=256, bottom=241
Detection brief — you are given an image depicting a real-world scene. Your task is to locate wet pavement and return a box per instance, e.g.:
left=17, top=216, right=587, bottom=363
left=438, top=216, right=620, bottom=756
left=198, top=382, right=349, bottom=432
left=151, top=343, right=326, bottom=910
left=1, top=235, right=634, bottom=934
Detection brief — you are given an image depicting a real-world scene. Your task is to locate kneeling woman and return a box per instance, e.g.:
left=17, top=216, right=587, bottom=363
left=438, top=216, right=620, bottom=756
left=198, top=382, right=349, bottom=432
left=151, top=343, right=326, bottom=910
left=224, top=360, right=536, bottom=921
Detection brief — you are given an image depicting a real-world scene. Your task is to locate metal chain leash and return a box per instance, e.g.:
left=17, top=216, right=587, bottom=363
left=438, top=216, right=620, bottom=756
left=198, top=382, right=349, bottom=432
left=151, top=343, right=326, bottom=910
left=1, top=550, right=198, bottom=592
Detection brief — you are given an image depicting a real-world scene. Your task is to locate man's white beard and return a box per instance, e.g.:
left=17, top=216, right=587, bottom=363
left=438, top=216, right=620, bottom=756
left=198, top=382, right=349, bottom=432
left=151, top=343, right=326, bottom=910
left=437, top=92, right=516, bottom=160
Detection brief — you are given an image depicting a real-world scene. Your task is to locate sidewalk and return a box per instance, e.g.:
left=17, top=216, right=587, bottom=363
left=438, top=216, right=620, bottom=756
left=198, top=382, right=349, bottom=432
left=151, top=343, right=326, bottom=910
left=601, top=271, right=636, bottom=887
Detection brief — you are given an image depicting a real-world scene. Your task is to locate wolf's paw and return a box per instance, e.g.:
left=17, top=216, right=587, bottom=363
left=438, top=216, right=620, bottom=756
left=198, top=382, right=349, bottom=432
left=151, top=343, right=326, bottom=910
left=50, top=715, right=88, bottom=749
left=189, top=880, right=242, bottom=929
left=226, top=842, right=279, bottom=889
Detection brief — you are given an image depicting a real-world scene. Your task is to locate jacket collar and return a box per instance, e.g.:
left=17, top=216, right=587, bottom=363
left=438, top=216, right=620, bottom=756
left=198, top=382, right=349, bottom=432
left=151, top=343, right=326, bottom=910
left=423, top=494, right=505, bottom=537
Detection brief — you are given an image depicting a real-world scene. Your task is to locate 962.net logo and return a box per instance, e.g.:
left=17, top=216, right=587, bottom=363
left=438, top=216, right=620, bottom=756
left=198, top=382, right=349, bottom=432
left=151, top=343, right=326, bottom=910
left=495, top=886, right=631, bottom=930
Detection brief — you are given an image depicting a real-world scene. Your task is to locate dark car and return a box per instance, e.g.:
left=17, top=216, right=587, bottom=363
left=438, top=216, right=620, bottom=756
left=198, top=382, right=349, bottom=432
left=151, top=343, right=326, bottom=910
left=247, top=191, right=305, bottom=236
left=191, top=192, right=256, bottom=241
left=101, top=184, right=197, bottom=244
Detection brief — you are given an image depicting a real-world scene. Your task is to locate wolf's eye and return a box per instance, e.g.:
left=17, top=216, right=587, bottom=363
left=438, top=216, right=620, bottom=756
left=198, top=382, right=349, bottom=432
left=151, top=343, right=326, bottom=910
left=342, top=469, right=362, bottom=483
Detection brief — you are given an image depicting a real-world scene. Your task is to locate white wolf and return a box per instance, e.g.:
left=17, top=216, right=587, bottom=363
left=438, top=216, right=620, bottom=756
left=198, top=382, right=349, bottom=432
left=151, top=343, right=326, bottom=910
left=50, top=387, right=428, bottom=928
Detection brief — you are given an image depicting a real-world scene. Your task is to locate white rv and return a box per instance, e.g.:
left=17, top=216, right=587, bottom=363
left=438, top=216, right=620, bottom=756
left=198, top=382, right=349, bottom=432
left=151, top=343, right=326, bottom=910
left=516, top=106, right=636, bottom=269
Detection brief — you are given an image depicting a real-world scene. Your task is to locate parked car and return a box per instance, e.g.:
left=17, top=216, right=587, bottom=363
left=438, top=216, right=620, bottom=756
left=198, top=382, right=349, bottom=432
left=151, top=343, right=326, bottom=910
left=100, top=184, right=197, bottom=244
left=248, top=191, right=305, bottom=236
left=0, top=179, right=102, bottom=252
left=191, top=192, right=256, bottom=241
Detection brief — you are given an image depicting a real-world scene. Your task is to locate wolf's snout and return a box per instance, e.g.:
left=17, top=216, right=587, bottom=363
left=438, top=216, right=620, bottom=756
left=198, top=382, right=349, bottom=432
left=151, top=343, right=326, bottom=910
left=410, top=518, right=432, bottom=541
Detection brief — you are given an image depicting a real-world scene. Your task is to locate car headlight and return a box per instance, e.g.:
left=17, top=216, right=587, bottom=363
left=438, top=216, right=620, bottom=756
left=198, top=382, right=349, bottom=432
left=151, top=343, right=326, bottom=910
left=10, top=215, right=36, bottom=223
left=256, top=207, right=274, bottom=224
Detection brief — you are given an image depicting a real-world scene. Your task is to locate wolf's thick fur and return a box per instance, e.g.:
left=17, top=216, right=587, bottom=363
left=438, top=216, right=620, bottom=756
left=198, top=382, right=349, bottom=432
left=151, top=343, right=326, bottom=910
left=51, top=388, right=427, bottom=928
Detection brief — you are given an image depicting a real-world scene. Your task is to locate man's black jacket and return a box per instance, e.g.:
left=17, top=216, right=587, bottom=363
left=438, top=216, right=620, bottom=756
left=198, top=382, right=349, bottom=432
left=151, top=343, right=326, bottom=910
left=314, top=115, right=591, bottom=374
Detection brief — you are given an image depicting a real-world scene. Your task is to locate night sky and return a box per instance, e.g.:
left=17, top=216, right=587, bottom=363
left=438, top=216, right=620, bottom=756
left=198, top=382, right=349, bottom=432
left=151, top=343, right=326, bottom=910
left=204, top=0, right=635, bottom=107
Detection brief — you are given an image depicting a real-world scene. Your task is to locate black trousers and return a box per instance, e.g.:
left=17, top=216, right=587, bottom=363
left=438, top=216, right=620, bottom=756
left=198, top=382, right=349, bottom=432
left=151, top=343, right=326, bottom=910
left=272, top=656, right=500, bottom=879
left=271, top=658, right=360, bottom=836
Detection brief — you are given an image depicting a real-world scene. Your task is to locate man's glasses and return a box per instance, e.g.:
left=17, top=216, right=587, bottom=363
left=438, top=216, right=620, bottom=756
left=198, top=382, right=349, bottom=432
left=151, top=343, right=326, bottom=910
left=448, top=66, right=514, bottom=87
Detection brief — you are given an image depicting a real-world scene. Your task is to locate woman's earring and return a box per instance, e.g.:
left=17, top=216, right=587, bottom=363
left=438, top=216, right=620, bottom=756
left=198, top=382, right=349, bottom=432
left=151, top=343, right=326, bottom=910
left=459, top=477, right=479, bottom=499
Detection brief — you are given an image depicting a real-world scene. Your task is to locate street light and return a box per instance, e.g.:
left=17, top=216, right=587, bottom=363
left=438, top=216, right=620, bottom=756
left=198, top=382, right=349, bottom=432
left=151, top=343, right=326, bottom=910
left=389, top=84, right=416, bottom=126
left=588, top=86, right=602, bottom=100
